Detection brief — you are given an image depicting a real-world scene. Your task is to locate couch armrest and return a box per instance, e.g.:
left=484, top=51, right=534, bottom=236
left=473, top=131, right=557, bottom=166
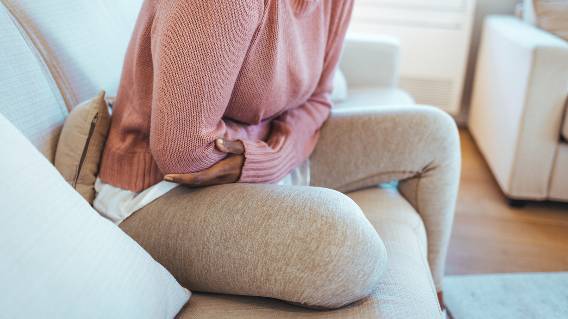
left=340, top=34, right=400, bottom=89
left=469, top=16, right=568, bottom=199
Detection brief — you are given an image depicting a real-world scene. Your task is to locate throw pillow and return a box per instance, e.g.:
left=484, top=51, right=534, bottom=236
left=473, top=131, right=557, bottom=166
left=531, top=0, right=568, bottom=41
left=55, top=90, right=110, bottom=204
left=0, top=113, right=190, bottom=318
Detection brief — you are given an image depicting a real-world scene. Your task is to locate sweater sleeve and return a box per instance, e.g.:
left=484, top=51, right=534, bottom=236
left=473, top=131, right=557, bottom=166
left=238, top=1, right=354, bottom=183
left=149, top=0, right=263, bottom=174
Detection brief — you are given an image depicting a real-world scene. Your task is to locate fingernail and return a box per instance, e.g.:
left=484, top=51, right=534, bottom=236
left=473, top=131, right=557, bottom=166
left=217, top=138, right=224, bottom=145
left=164, top=176, right=173, bottom=182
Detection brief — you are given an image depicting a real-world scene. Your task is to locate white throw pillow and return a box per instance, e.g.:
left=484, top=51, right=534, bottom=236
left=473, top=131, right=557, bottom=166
left=0, top=113, right=190, bottom=318
left=331, top=68, right=349, bottom=102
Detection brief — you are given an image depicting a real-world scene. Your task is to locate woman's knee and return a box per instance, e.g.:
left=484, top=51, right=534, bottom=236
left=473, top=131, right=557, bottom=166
left=276, top=187, right=388, bottom=309
left=414, top=106, right=460, bottom=155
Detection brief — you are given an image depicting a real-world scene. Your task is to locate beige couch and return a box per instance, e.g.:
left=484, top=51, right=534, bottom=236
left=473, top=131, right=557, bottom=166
left=469, top=15, right=568, bottom=204
left=0, top=1, right=459, bottom=318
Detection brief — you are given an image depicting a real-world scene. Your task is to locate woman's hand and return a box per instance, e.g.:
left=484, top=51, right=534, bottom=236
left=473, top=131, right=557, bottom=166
left=164, top=138, right=244, bottom=187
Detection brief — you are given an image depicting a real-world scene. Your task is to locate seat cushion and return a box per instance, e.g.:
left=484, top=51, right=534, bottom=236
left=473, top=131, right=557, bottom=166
left=177, top=187, right=441, bottom=319
left=2, top=0, right=143, bottom=107
left=336, top=88, right=415, bottom=109
left=0, top=3, right=67, bottom=162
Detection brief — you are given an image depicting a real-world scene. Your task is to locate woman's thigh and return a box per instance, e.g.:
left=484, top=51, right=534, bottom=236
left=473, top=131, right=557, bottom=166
left=120, top=183, right=387, bottom=309
left=310, top=106, right=460, bottom=193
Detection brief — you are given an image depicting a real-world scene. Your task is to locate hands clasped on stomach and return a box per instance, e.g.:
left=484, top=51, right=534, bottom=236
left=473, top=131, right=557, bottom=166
left=164, top=134, right=284, bottom=187
left=164, top=138, right=245, bottom=187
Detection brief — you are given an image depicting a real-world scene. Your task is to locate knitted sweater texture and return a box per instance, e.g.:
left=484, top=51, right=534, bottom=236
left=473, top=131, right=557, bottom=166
left=99, top=0, right=354, bottom=192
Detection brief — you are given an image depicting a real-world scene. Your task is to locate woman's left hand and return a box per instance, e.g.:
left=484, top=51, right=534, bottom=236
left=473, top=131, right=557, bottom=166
left=164, top=138, right=244, bottom=187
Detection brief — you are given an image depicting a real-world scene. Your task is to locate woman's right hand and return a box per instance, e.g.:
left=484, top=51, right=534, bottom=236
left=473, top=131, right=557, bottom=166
left=164, top=138, right=245, bottom=187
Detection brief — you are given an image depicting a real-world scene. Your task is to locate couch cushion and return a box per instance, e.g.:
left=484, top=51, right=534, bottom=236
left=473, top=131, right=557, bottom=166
left=2, top=0, right=143, bottom=108
left=0, top=3, right=67, bottom=162
left=177, top=187, right=441, bottom=319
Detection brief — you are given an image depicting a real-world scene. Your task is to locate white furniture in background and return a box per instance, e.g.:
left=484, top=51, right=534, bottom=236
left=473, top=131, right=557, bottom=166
left=469, top=15, right=568, bottom=204
left=349, top=0, right=476, bottom=115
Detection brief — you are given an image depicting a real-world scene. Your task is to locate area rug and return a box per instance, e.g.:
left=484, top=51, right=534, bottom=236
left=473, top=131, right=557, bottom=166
left=444, top=272, right=568, bottom=319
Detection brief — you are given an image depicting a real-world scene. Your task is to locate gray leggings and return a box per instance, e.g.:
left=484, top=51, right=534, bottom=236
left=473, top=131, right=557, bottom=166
left=121, top=105, right=460, bottom=309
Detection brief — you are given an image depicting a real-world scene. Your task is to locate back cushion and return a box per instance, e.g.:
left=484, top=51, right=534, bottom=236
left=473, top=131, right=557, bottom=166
left=0, top=4, right=67, bottom=162
left=2, top=0, right=144, bottom=108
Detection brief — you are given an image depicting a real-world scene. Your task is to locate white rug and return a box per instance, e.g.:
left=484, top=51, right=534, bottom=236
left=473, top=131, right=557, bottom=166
left=445, top=272, right=568, bottom=319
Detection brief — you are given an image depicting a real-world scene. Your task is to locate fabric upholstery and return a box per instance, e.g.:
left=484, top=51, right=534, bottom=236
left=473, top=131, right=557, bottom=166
left=310, top=106, right=461, bottom=292
left=2, top=0, right=143, bottom=108
left=469, top=16, right=568, bottom=200
left=340, top=34, right=400, bottom=89
left=121, top=184, right=388, bottom=310
left=0, top=113, right=190, bottom=318
left=0, top=3, right=67, bottom=162
left=336, top=36, right=414, bottom=110
left=336, top=88, right=415, bottom=109
left=55, top=91, right=110, bottom=204
left=549, top=143, right=568, bottom=201
left=177, top=187, right=441, bottom=319
left=531, top=0, right=568, bottom=41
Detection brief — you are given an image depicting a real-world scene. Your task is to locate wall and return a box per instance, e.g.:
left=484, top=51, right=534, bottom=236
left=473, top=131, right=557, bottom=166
left=460, top=0, right=518, bottom=122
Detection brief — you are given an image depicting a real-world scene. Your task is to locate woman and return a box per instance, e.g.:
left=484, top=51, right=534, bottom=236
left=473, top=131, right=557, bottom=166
left=96, top=0, right=459, bottom=310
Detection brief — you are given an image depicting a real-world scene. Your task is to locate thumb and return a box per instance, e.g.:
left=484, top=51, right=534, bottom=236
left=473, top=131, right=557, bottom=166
left=216, top=138, right=244, bottom=155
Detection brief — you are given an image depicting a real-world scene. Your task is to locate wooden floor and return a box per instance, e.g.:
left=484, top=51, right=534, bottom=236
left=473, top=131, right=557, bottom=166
left=446, top=129, right=568, bottom=275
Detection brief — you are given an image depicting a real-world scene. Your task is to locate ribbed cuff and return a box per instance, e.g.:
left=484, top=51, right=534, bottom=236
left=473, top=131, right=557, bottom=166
left=238, top=139, right=298, bottom=183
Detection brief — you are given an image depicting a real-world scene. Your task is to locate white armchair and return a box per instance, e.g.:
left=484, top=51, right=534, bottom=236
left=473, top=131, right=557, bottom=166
left=469, top=16, right=568, bottom=204
left=338, top=34, right=415, bottom=108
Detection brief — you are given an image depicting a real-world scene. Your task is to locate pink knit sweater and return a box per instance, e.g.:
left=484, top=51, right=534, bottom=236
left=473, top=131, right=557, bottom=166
left=99, top=0, right=354, bottom=192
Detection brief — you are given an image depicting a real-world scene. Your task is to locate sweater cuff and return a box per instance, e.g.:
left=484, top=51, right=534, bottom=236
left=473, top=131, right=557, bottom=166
left=238, top=139, right=297, bottom=183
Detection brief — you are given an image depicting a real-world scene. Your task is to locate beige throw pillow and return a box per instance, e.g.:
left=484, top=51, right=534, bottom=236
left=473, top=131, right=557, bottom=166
left=532, top=0, right=568, bottom=41
left=55, top=91, right=111, bottom=204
